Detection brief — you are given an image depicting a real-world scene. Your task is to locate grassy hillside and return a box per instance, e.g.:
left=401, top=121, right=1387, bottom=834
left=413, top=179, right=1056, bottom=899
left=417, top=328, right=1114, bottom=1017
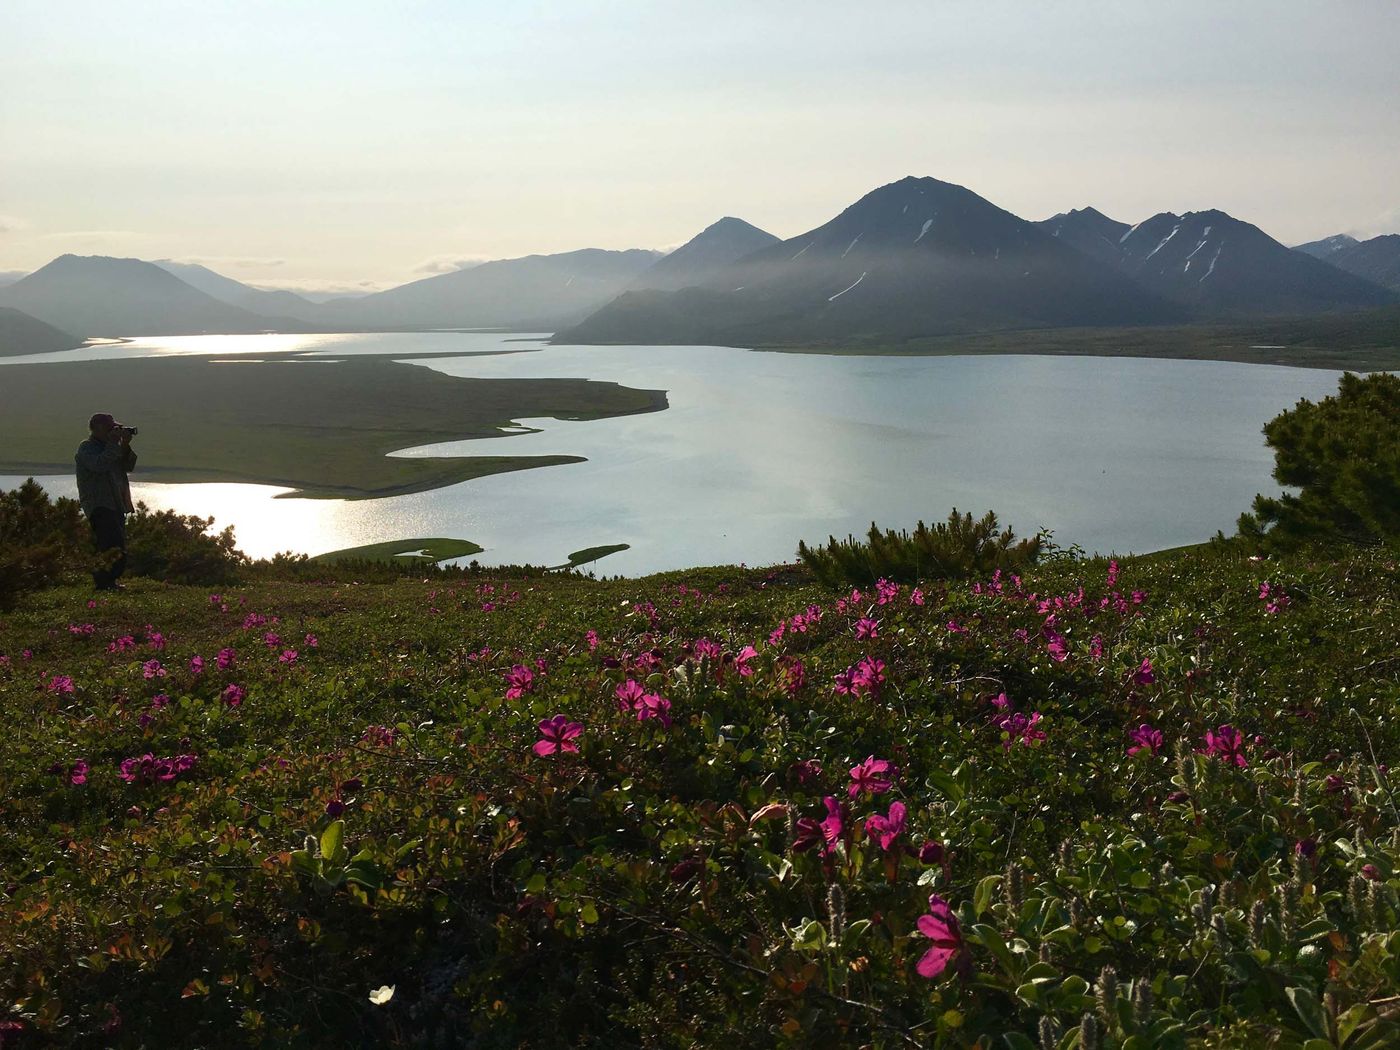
left=2, top=545, right=1397, bottom=1046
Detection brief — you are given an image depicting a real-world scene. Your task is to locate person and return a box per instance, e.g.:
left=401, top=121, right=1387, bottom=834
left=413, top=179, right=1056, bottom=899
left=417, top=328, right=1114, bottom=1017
left=75, top=412, right=137, bottom=591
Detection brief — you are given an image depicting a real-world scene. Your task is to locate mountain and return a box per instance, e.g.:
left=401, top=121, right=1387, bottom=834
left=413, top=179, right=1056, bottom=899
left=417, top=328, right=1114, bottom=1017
left=1035, top=207, right=1130, bottom=267
left=153, top=260, right=326, bottom=322
left=325, top=248, right=662, bottom=329
left=1294, top=234, right=1360, bottom=261
left=0, top=255, right=300, bottom=337
left=556, top=176, right=1182, bottom=346
left=1113, top=211, right=1396, bottom=317
left=1295, top=234, right=1400, bottom=293
left=0, top=306, right=83, bottom=357
left=631, top=217, right=780, bottom=291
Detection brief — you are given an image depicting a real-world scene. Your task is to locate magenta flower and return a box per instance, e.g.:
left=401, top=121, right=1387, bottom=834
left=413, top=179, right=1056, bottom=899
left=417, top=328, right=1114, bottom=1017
left=790, top=758, right=823, bottom=785
left=945, top=620, right=969, bottom=635
left=910, top=588, right=925, bottom=606
left=46, top=674, right=75, bottom=695
left=108, top=635, right=136, bottom=654
left=1044, top=630, right=1069, bottom=663
left=585, top=629, right=600, bottom=651
left=1127, top=724, right=1164, bottom=757
left=141, top=659, right=166, bottom=680
left=279, top=649, right=299, bottom=665
left=848, top=755, right=895, bottom=798
left=734, top=645, right=759, bottom=677
left=189, top=655, right=205, bottom=675
left=915, top=840, right=945, bottom=865
left=1132, top=658, right=1156, bottom=686
left=854, top=617, right=879, bottom=640
left=146, top=631, right=166, bottom=651
left=216, top=647, right=236, bottom=670
left=915, top=895, right=964, bottom=979
left=1106, top=559, right=1120, bottom=588
left=304, top=634, right=319, bottom=648
left=865, top=800, right=907, bottom=851
left=533, top=715, right=582, bottom=757
left=68, top=623, right=95, bottom=636
left=635, top=691, right=673, bottom=727
left=994, top=711, right=1046, bottom=750
left=118, top=752, right=197, bottom=785
left=221, top=683, right=246, bottom=707
left=69, top=760, right=90, bottom=786
left=1089, top=635, right=1104, bottom=661
left=1201, top=724, right=1248, bottom=768
left=505, top=664, right=536, bottom=700
left=615, top=679, right=645, bottom=712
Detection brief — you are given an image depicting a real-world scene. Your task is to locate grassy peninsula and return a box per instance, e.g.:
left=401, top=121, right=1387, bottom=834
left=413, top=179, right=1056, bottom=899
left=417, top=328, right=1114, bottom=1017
left=0, top=355, right=667, bottom=498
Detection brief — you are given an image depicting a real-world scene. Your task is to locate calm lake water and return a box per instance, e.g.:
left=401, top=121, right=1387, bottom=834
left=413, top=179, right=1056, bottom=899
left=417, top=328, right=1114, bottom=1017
left=1, top=333, right=1346, bottom=574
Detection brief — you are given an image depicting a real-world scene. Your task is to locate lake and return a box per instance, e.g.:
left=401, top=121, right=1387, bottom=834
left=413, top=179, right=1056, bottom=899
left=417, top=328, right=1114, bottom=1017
left=0, top=332, right=1346, bottom=573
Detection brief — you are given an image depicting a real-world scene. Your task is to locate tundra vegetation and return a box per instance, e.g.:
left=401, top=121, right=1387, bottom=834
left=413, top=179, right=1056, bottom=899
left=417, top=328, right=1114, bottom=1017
left=0, top=373, right=1397, bottom=1047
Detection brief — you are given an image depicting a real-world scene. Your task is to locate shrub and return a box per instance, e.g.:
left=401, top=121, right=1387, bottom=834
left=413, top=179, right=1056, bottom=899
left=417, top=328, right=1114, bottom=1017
left=1239, top=371, right=1400, bottom=550
left=124, top=503, right=246, bottom=585
left=797, top=508, right=1041, bottom=587
left=0, top=479, right=89, bottom=609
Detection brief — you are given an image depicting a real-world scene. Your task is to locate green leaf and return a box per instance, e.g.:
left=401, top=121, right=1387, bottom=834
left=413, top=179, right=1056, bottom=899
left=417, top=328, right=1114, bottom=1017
left=319, top=820, right=344, bottom=863
left=1286, top=986, right=1329, bottom=1040
left=973, top=874, right=1002, bottom=918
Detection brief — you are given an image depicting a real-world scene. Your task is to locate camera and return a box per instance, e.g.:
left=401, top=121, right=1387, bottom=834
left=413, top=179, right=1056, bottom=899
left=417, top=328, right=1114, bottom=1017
left=117, top=424, right=138, bottom=437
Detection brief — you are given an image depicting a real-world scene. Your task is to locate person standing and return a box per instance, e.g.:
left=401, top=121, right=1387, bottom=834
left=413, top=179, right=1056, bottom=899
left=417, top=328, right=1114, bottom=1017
left=75, top=412, right=137, bottom=591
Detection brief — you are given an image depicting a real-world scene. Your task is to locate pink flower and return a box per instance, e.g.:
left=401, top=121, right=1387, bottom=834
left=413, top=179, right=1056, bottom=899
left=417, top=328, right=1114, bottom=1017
left=779, top=657, right=806, bottom=695
left=1106, top=560, right=1120, bottom=588
left=910, top=588, right=925, bottom=606
left=945, top=620, right=969, bottom=635
left=865, top=800, right=907, bottom=851
left=505, top=664, right=536, bottom=700
left=615, top=679, right=645, bottom=712
left=848, top=755, right=895, bottom=797
left=635, top=691, right=672, bottom=727
left=585, top=630, right=599, bottom=651
left=1044, top=630, right=1068, bottom=663
left=141, top=659, right=166, bottom=680
left=146, top=631, right=166, bottom=651
left=68, top=623, right=95, bottom=636
left=69, top=760, right=90, bottom=786
left=790, top=758, right=823, bottom=785
left=1127, top=724, right=1164, bottom=757
left=216, top=647, right=236, bottom=670
left=915, top=840, right=945, bottom=865
left=108, top=635, right=136, bottom=654
left=734, top=645, right=759, bottom=677
left=1089, top=635, right=1104, bottom=661
left=533, top=715, right=582, bottom=757
left=46, top=674, right=75, bottom=695
left=1132, top=658, right=1156, bottom=686
left=915, top=895, right=964, bottom=979
left=118, top=752, right=197, bottom=785
left=1201, top=724, right=1248, bottom=768
left=304, top=634, right=319, bottom=648
left=994, top=711, right=1046, bottom=749
left=189, top=655, right=205, bottom=675
left=263, top=631, right=281, bottom=649
left=854, top=617, right=879, bottom=640
left=279, top=649, right=298, bottom=664
left=221, top=683, right=246, bottom=707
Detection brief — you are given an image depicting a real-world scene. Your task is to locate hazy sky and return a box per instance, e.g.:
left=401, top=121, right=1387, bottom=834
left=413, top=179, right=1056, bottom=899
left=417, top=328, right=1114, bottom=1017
left=3, top=1, right=1398, bottom=292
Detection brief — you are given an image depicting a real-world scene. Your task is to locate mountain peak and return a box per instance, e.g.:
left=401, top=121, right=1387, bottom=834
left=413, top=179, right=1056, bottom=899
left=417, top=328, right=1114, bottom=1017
left=632, top=217, right=780, bottom=292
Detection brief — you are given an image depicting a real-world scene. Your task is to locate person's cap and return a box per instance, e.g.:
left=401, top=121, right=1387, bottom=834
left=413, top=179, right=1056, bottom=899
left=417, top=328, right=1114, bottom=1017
left=89, top=413, right=117, bottom=429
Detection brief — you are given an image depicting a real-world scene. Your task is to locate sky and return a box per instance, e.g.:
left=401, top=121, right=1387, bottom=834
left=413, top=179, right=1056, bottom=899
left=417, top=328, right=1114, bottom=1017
left=2, top=0, right=1398, bottom=293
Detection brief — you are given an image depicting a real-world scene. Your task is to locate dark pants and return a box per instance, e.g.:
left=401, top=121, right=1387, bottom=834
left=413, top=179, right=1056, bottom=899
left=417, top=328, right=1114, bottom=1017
left=90, top=507, right=127, bottom=589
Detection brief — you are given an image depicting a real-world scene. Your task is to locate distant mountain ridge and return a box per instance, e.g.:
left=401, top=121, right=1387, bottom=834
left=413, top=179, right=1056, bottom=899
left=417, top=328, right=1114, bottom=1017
left=0, top=306, right=83, bottom=357
left=1296, top=234, right=1400, bottom=293
left=153, top=261, right=326, bottom=323
left=1035, top=207, right=1130, bottom=266
left=631, top=217, right=780, bottom=291
left=0, top=255, right=304, bottom=338
left=557, top=177, right=1183, bottom=345
left=324, top=248, right=662, bottom=329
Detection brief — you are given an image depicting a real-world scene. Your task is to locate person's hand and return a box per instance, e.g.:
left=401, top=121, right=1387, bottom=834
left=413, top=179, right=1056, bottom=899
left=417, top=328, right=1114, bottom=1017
left=119, top=428, right=133, bottom=446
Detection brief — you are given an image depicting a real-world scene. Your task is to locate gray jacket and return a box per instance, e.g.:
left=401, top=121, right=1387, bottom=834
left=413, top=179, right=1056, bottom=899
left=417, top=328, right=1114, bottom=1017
left=75, top=438, right=137, bottom=517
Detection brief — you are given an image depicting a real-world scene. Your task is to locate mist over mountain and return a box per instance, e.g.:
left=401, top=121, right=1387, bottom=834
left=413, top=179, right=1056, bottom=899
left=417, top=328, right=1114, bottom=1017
left=325, top=248, right=662, bottom=329
left=1113, top=211, right=1395, bottom=317
left=0, top=255, right=304, bottom=338
left=0, top=306, right=83, bottom=356
left=1295, top=234, right=1400, bottom=293
left=631, top=217, right=780, bottom=292
left=557, top=177, right=1182, bottom=346
left=153, top=261, right=326, bottom=322
left=1035, top=207, right=1130, bottom=267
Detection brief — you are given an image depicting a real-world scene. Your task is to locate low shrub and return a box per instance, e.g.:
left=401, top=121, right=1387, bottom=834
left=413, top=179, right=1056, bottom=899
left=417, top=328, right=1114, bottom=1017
left=797, top=508, right=1041, bottom=587
left=0, top=479, right=89, bottom=609
left=124, top=503, right=246, bottom=585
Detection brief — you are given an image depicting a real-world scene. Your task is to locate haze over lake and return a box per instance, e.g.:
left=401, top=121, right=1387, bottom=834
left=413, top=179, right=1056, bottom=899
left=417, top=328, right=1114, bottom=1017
left=1, top=333, right=1344, bottom=573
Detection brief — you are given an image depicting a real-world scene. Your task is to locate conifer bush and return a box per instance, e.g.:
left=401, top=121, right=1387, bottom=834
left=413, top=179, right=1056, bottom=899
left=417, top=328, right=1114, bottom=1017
left=797, top=508, right=1041, bottom=586
left=1239, top=371, right=1400, bottom=551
